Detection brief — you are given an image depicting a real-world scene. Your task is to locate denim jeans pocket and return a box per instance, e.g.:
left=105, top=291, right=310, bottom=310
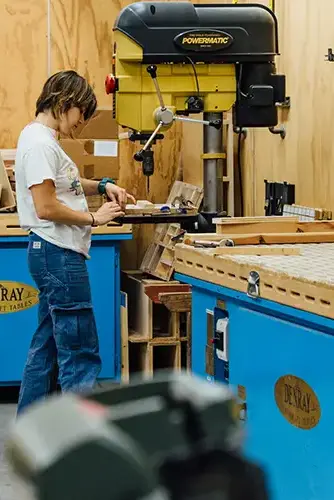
left=46, top=271, right=68, bottom=291
left=65, top=251, right=88, bottom=284
left=51, top=303, right=98, bottom=351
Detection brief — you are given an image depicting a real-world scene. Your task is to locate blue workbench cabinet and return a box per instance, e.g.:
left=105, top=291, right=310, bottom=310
left=175, top=241, right=334, bottom=500
left=0, top=225, right=132, bottom=385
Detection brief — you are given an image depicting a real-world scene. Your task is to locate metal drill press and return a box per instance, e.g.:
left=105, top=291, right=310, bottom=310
left=105, top=2, right=286, bottom=228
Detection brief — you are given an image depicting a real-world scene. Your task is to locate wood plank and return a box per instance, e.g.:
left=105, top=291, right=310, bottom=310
left=144, top=284, right=191, bottom=304
left=120, top=291, right=129, bottom=383
left=213, top=216, right=299, bottom=224
left=158, top=292, right=192, bottom=312
left=183, top=232, right=334, bottom=247
left=184, top=233, right=224, bottom=244
left=215, top=220, right=334, bottom=235
left=128, top=331, right=186, bottom=345
left=219, top=232, right=334, bottom=245
left=211, top=247, right=301, bottom=256
left=0, top=213, right=132, bottom=236
left=121, top=273, right=153, bottom=339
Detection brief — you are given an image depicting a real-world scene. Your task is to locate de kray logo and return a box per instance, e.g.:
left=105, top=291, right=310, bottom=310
left=0, top=282, right=39, bottom=314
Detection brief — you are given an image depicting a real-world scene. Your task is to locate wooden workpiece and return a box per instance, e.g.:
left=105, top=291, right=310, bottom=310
left=125, top=200, right=197, bottom=216
left=175, top=242, right=334, bottom=320
left=213, top=217, right=334, bottom=235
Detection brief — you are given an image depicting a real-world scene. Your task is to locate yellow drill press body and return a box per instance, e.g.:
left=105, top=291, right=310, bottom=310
left=114, top=30, right=236, bottom=133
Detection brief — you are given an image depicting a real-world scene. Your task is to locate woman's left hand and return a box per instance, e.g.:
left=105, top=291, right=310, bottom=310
left=105, top=183, right=136, bottom=210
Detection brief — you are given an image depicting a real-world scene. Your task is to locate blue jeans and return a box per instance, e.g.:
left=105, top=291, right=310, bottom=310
left=17, top=233, right=101, bottom=415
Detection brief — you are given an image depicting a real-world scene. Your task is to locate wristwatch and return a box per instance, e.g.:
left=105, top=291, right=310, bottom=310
left=98, top=177, right=115, bottom=195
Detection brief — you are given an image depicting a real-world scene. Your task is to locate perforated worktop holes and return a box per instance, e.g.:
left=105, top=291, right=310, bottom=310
left=264, top=282, right=273, bottom=290
left=305, top=295, right=316, bottom=303
left=206, top=266, right=214, bottom=273
left=186, top=260, right=193, bottom=267
left=320, top=299, right=331, bottom=308
left=217, top=269, right=224, bottom=275
left=176, top=258, right=184, bottom=264
left=277, top=287, right=287, bottom=295
left=228, top=273, right=236, bottom=279
left=239, top=276, right=247, bottom=283
left=291, top=290, right=301, bottom=298
left=195, top=263, right=204, bottom=270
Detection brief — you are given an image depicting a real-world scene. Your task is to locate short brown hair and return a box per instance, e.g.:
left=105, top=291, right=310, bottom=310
left=35, top=70, right=97, bottom=121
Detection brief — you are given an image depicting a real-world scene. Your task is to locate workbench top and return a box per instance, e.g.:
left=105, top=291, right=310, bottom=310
left=0, top=214, right=132, bottom=237
left=175, top=242, right=334, bottom=320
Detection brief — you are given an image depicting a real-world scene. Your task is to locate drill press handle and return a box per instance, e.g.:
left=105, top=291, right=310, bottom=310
left=147, top=65, right=166, bottom=110
left=133, top=63, right=222, bottom=191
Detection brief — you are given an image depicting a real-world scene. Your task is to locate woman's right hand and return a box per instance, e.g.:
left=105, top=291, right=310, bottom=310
left=94, top=201, right=125, bottom=226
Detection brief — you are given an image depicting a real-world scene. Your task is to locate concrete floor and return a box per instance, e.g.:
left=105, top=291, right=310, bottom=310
left=0, top=388, right=32, bottom=500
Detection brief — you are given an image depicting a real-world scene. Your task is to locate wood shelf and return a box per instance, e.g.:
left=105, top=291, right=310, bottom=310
left=121, top=272, right=192, bottom=381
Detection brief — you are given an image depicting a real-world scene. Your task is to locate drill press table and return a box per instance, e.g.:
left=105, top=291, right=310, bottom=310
left=0, top=215, right=132, bottom=385
left=175, top=242, right=334, bottom=500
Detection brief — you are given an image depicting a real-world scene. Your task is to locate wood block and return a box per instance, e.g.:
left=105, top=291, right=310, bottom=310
left=158, top=292, right=192, bottom=312
left=213, top=216, right=299, bottom=225
left=144, top=284, right=191, bottom=304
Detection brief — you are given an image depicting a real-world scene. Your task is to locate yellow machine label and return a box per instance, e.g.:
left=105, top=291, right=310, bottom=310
left=0, top=281, right=39, bottom=314
left=274, top=375, right=321, bottom=430
left=174, top=30, right=233, bottom=51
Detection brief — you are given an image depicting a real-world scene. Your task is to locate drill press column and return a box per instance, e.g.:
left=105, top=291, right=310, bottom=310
left=203, top=112, right=223, bottom=216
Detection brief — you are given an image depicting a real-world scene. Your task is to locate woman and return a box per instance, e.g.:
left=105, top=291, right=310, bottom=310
left=15, top=70, right=135, bottom=415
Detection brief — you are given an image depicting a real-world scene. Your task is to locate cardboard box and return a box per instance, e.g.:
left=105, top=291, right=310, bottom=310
left=60, top=139, right=119, bottom=180
left=73, top=109, right=118, bottom=140
left=0, top=153, right=16, bottom=212
left=59, top=108, right=120, bottom=179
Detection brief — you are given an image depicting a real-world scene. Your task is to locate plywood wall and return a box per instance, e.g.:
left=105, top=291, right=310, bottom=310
left=247, top=0, right=334, bottom=216
left=1, top=0, right=334, bottom=261
left=0, top=0, right=182, bottom=267
left=182, top=0, right=334, bottom=216
left=0, top=1, right=48, bottom=148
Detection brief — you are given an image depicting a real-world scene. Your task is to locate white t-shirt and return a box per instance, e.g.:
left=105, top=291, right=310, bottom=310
left=15, top=122, right=91, bottom=258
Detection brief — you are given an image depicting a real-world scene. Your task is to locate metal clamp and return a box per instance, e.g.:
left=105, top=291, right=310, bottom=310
left=247, top=271, right=260, bottom=298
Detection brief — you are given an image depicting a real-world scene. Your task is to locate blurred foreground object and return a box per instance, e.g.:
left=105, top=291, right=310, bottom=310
left=6, top=371, right=270, bottom=500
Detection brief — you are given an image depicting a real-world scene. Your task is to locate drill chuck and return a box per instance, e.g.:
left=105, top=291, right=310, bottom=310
left=142, top=150, right=154, bottom=177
